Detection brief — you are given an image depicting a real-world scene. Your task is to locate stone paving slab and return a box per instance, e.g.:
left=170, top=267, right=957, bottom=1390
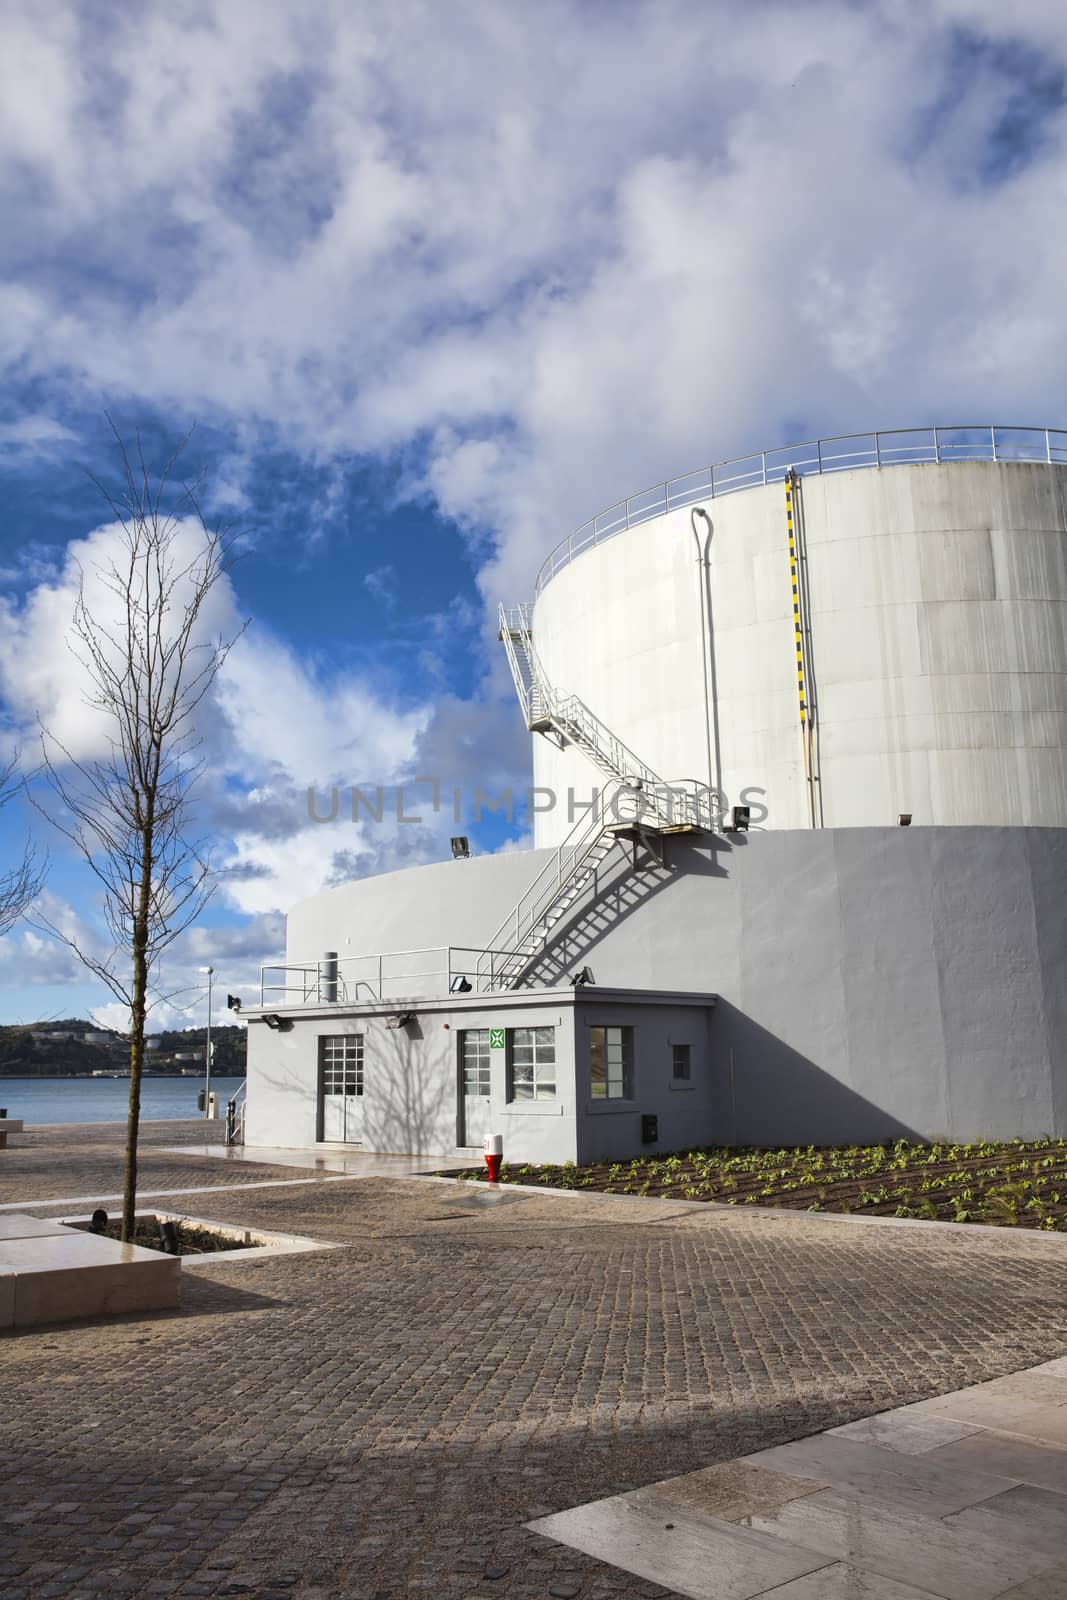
left=531, top=1360, right=1067, bottom=1598
left=1, top=1122, right=1067, bottom=1599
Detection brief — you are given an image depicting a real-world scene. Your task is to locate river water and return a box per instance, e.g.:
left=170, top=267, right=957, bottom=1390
left=0, top=1076, right=245, bottom=1126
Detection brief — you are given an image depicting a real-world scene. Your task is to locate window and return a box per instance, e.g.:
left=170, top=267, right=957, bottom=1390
left=590, top=1025, right=634, bottom=1099
left=509, top=1026, right=556, bottom=1100
left=672, top=1043, right=691, bottom=1081
left=462, top=1029, right=491, bottom=1096
left=322, top=1035, right=363, bottom=1096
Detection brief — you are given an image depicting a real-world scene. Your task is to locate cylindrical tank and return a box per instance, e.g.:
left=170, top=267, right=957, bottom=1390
left=530, top=458, right=1067, bottom=845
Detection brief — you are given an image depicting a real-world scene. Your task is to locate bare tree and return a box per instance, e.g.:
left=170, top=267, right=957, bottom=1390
left=0, top=755, right=46, bottom=936
left=35, top=429, right=246, bottom=1240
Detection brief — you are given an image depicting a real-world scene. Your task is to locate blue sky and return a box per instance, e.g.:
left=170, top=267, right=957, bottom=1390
left=0, top=0, right=1065, bottom=1028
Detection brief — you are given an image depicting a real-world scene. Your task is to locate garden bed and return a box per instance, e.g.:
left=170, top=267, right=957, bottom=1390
left=447, top=1139, right=1067, bottom=1229
left=68, top=1212, right=260, bottom=1256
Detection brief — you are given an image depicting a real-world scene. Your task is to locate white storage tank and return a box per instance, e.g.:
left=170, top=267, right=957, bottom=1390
left=526, top=429, right=1067, bottom=845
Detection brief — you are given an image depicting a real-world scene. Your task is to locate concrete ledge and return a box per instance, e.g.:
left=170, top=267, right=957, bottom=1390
left=0, top=1214, right=180, bottom=1330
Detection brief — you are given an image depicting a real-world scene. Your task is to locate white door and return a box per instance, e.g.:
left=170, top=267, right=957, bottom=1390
left=460, top=1029, right=492, bottom=1148
left=321, top=1035, right=364, bottom=1143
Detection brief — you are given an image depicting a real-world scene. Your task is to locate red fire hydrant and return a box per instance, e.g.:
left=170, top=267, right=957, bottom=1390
left=483, top=1133, right=503, bottom=1183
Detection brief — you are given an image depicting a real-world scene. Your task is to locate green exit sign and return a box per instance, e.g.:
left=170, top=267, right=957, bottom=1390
left=489, top=1028, right=506, bottom=1050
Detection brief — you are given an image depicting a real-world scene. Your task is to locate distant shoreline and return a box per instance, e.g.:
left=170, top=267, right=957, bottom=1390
left=0, top=1071, right=247, bottom=1082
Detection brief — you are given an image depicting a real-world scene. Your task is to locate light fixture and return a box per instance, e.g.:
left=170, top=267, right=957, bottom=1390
left=898, top=813, right=912, bottom=827
left=730, top=804, right=751, bottom=832
left=262, top=1013, right=290, bottom=1031
left=571, top=967, right=595, bottom=987
left=451, top=836, right=471, bottom=859
left=449, top=975, right=472, bottom=993
left=226, top=993, right=242, bottom=1013
left=386, top=1011, right=417, bottom=1029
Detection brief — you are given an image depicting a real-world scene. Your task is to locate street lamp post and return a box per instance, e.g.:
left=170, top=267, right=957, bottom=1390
left=199, top=965, right=214, bottom=1117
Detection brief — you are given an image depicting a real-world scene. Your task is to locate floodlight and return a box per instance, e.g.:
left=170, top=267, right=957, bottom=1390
left=451, top=836, right=471, bottom=858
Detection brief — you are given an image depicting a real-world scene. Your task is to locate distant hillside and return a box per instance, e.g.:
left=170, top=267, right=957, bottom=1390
left=0, top=1020, right=247, bottom=1077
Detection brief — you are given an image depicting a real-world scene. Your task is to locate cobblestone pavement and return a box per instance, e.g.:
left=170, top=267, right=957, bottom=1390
left=3, top=1122, right=1067, bottom=1600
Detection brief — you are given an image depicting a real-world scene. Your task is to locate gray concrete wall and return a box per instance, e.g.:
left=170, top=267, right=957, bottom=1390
left=573, top=997, right=716, bottom=1164
left=273, top=826, right=1067, bottom=1146
left=245, top=987, right=716, bottom=1163
left=245, top=990, right=580, bottom=1162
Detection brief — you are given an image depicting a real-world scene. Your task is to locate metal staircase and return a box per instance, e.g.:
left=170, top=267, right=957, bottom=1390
left=475, top=787, right=627, bottom=992
left=499, top=604, right=702, bottom=832
left=483, top=604, right=709, bottom=992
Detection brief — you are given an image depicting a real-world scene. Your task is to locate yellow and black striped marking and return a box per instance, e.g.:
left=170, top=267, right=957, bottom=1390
left=786, top=472, right=807, bottom=726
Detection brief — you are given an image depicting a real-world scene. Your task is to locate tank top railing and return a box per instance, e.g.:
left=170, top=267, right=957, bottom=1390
left=535, top=424, right=1067, bottom=596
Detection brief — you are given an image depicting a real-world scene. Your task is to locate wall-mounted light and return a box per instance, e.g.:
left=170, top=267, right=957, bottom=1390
left=898, top=813, right=912, bottom=827
left=262, top=1013, right=292, bottom=1032
left=571, top=967, right=595, bottom=987
left=730, top=805, right=751, bottom=832
left=226, top=993, right=242, bottom=1013
left=449, top=976, right=472, bottom=993
left=451, top=836, right=470, bottom=859
left=386, top=1011, right=417, bottom=1030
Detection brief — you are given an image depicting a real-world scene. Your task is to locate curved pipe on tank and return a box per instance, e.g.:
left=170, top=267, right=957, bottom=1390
left=691, top=507, right=723, bottom=827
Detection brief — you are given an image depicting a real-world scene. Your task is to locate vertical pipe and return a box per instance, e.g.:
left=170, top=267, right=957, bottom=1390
left=762, top=451, right=767, bottom=486
left=991, top=425, right=998, bottom=462
left=934, top=428, right=940, bottom=464
left=785, top=471, right=815, bottom=828
left=875, top=433, right=882, bottom=468
left=204, top=970, right=213, bottom=1118
left=321, top=952, right=338, bottom=1004
left=1046, top=429, right=1052, bottom=464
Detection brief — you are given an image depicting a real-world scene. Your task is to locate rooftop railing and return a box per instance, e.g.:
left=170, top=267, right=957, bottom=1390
left=534, top=424, right=1067, bottom=596
left=258, top=945, right=527, bottom=1007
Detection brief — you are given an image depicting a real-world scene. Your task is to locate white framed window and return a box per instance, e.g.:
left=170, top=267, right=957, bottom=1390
left=461, top=1029, right=491, bottom=1096
left=672, top=1043, right=691, bottom=1081
left=321, top=1035, right=363, bottom=1096
left=509, top=1026, right=556, bottom=1100
left=590, top=1025, right=634, bottom=1100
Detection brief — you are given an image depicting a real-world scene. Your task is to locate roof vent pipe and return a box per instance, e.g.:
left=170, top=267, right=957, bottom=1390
left=320, top=951, right=339, bottom=1003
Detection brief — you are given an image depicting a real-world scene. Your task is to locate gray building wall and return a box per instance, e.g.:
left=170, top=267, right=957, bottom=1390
left=272, top=826, right=1067, bottom=1147
left=244, top=989, right=716, bottom=1164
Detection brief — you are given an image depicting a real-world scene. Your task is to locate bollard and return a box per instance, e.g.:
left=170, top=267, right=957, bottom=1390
left=483, top=1133, right=503, bottom=1183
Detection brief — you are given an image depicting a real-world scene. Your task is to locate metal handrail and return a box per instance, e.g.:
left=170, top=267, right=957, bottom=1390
left=259, top=944, right=527, bottom=1006
left=225, top=1080, right=246, bottom=1147
left=533, top=424, right=1067, bottom=596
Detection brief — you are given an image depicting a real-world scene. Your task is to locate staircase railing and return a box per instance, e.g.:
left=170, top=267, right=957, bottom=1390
left=499, top=602, right=546, bottom=726
left=476, top=787, right=619, bottom=991
left=225, top=1080, right=247, bottom=1147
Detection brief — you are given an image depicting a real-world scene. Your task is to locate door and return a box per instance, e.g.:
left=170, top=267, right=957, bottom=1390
left=460, top=1029, right=492, bottom=1148
left=321, top=1035, right=364, bottom=1143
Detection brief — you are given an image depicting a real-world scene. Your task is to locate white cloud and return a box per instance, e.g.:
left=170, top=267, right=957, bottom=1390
left=0, top=414, right=78, bottom=457
left=1, top=2, right=1063, bottom=612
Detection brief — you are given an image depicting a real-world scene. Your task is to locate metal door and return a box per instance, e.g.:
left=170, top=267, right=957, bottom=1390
left=321, top=1035, right=363, bottom=1143
left=460, top=1030, right=491, bottom=1148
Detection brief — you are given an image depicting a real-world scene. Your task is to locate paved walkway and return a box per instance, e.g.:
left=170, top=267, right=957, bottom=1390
left=531, top=1358, right=1067, bottom=1598
left=2, top=1121, right=1066, bottom=1599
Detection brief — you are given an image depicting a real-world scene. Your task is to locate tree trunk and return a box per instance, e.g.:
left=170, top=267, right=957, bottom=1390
left=122, top=832, right=153, bottom=1242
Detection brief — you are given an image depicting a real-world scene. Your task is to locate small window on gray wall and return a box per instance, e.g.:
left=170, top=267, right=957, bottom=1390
left=509, top=1026, right=556, bottom=1101
left=672, top=1043, right=691, bottom=1081
left=590, top=1025, right=633, bottom=1099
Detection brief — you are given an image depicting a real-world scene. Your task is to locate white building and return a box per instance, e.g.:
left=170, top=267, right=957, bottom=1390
left=245, top=425, right=1067, bottom=1162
